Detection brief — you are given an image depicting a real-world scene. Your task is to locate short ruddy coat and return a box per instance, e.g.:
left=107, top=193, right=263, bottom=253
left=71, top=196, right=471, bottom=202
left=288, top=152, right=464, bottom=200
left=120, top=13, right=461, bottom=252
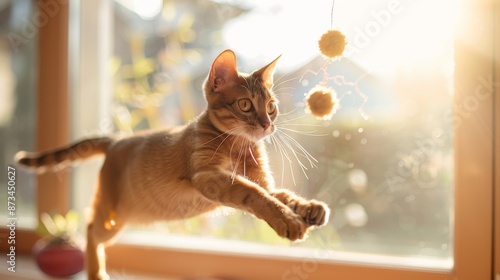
left=15, top=50, right=330, bottom=280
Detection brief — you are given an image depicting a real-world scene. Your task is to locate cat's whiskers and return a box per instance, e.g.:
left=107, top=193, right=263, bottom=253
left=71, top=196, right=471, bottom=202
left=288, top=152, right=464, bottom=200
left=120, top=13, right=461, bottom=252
left=277, top=126, right=327, bottom=137
left=229, top=129, right=248, bottom=182
left=273, top=87, right=296, bottom=98
left=202, top=126, right=240, bottom=147
left=274, top=113, right=308, bottom=124
left=271, top=75, right=300, bottom=98
left=276, top=129, right=318, bottom=169
left=275, top=107, right=300, bottom=118
left=275, top=131, right=311, bottom=182
left=273, top=74, right=300, bottom=91
left=270, top=134, right=296, bottom=186
left=248, top=142, right=258, bottom=165
left=277, top=122, right=323, bottom=127
left=210, top=127, right=244, bottom=162
left=266, top=114, right=324, bottom=186
left=242, top=138, right=254, bottom=180
left=242, top=139, right=247, bottom=179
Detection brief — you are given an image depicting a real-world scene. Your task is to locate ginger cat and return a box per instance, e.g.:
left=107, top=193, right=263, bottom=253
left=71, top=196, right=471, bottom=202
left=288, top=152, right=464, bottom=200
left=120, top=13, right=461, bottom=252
left=15, top=50, right=330, bottom=280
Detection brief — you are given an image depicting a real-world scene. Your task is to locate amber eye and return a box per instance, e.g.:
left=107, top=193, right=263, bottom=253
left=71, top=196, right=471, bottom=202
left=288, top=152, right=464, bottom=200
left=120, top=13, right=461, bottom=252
left=238, top=98, right=252, bottom=112
left=267, top=101, right=277, bottom=114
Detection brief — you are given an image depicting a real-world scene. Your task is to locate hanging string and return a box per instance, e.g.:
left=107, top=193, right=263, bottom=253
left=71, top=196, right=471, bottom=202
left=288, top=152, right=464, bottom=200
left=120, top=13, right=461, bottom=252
left=330, top=0, right=335, bottom=28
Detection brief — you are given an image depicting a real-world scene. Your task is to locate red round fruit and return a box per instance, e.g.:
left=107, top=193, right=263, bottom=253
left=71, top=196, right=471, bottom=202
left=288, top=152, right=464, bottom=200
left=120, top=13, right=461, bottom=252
left=33, top=238, right=84, bottom=277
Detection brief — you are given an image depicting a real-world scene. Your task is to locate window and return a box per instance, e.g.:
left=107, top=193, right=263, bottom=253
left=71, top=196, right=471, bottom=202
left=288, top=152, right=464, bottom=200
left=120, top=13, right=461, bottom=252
left=76, top=0, right=455, bottom=264
left=0, top=0, right=37, bottom=227
left=1, top=0, right=497, bottom=279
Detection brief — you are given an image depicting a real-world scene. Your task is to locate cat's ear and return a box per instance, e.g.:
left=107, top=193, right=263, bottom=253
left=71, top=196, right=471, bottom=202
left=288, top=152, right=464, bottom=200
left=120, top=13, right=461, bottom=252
left=254, top=55, right=281, bottom=89
left=208, top=49, right=238, bottom=91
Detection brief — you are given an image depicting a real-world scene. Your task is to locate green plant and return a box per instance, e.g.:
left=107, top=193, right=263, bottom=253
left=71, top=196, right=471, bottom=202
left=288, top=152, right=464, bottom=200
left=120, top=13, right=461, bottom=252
left=34, top=210, right=84, bottom=277
left=36, top=210, right=80, bottom=245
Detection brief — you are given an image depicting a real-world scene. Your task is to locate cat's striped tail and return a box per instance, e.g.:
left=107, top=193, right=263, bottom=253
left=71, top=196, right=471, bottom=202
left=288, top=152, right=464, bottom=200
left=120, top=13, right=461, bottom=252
left=14, top=137, right=114, bottom=172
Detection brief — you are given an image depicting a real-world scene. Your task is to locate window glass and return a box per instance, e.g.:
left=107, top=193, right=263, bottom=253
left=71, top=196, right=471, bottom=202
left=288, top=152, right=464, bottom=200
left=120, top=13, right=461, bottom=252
left=75, top=0, right=454, bottom=266
left=0, top=0, right=37, bottom=226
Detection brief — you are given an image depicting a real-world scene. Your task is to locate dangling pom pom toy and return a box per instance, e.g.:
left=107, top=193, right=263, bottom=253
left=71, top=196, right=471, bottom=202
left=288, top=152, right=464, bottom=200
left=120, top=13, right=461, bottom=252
left=318, top=29, right=346, bottom=59
left=305, top=86, right=339, bottom=120
left=302, top=1, right=346, bottom=120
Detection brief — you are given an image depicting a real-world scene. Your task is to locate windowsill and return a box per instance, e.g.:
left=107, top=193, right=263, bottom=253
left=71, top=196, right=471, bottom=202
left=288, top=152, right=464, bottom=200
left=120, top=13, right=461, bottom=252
left=0, top=227, right=453, bottom=280
left=0, top=254, right=85, bottom=280
left=116, top=231, right=454, bottom=273
left=0, top=254, right=177, bottom=280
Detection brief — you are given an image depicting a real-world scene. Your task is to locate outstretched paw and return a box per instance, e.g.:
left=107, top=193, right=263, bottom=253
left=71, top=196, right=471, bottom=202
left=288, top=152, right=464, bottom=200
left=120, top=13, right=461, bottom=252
left=290, top=200, right=330, bottom=227
left=269, top=209, right=308, bottom=242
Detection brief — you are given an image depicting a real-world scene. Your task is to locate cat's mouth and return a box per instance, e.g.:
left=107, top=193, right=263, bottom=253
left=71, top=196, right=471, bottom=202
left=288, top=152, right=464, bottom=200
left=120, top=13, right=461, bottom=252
left=211, top=114, right=275, bottom=143
left=246, top=125, right=275, bottom=142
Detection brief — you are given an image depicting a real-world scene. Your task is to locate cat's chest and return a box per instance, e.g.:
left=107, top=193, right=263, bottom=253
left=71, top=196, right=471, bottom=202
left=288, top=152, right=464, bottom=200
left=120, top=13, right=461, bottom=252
left=222, top=144, right=264, bottom=176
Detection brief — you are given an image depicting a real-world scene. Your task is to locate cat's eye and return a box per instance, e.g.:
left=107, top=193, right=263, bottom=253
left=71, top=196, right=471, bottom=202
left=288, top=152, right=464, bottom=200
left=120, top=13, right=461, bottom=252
left=267, top=101, right=277, bottom=114
left=238, top=99, right=253, bottom=112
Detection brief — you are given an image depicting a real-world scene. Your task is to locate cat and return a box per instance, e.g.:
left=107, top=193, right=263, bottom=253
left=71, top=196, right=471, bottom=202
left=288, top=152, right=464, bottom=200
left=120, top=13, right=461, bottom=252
left=15, top=50, right=331, bottom=280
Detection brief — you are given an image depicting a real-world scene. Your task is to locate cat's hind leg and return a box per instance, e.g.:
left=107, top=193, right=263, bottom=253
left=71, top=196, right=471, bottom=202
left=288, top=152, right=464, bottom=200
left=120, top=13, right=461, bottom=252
left=86, top=189, right=124, bottom=280
left=87, top=211, right=125, bottom=280
left=87, top=222, right=109, bottom=280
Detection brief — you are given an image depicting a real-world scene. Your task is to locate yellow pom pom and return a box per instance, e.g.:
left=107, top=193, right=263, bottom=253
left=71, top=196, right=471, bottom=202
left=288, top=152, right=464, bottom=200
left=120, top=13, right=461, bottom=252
left=305, top=86, right=339, bottom=120
left=318, top=29, right=346, bottom=59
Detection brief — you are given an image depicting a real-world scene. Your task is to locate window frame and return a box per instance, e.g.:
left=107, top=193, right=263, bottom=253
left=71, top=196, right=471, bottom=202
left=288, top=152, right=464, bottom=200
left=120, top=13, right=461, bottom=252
left=1, top=0, right=497, bottom=279
left=34, top=0, right=70, bottom=218
left=494, top=0, right=500, bottom=276
left=0, top=0, right=70, bottom=265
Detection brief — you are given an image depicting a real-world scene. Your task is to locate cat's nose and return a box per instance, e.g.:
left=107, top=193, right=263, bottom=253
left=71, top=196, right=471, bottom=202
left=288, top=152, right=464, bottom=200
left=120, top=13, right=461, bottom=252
left=260, top=120, right=271, bottom=131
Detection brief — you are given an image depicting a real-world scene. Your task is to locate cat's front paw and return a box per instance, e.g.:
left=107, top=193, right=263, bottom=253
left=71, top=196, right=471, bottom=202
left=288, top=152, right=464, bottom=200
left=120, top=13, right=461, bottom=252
left=291, top=200, right=330, bottom=227
left=270, top=209, right=308, bottom=241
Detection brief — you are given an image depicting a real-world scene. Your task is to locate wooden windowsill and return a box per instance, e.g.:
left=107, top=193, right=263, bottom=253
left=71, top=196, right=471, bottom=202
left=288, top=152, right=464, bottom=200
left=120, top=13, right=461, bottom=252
left=0, top=254, right=176, bottom=280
